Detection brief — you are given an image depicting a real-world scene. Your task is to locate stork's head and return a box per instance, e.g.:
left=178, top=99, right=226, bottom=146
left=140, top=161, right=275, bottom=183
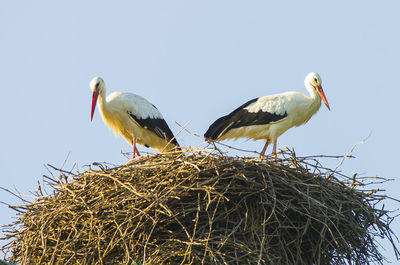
left=90, top=77, right=105, bottom=94
left=305, top=72, right=330, bottom=110
left=90, top=77, right=105, bottom=121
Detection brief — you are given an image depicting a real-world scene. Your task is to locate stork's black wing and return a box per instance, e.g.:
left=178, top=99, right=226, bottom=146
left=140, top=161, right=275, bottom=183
left=127, top=111, right=179, bottom=146
left=204, top=97, right=287, bottom=140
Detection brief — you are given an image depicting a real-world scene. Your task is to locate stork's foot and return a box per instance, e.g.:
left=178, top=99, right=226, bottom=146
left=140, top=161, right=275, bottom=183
left=259, top=152, right=277, bottom=161
left=126, top=152, right=141, bottom=165
left=127, top=156, right=140, bottom=165
left=127, top=156, right=136, bottom=164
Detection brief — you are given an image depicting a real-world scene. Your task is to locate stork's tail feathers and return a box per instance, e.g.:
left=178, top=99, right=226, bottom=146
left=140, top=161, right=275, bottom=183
left=172, top=139, right=181, bottom=150
left=204, top=116, right=231, bottom=141
left=173, top=145, right=182, bottom=152
left=165, top=136, right=181, bottom=152
left=170, top=137, right=179, bottom=147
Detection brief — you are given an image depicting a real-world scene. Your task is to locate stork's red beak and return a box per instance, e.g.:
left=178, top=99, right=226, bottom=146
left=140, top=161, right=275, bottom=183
left=91, top=91, right=99, bottom=121
left=317, top=85, right=330, bottom=111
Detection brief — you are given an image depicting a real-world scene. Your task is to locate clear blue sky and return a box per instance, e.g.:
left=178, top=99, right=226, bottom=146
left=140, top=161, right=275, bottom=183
left=1, top=0, right=399, bottom=262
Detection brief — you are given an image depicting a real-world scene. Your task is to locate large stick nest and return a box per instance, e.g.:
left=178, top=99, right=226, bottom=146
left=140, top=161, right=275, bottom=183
left=1, top=149, right=399, bottom=264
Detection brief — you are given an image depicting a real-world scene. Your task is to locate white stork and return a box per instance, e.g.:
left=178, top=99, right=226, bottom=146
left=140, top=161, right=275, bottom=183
left=204, top=72, right=330, bottom=156
left=90, top=77, right=179, bottom=158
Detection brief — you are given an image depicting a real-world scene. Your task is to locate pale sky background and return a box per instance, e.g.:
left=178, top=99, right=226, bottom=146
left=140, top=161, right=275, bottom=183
left=1, top=0, right=399, bottom=263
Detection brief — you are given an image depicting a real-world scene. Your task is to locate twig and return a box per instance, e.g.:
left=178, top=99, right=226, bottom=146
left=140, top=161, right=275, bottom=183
left=335, top=132, right=372, bottom=171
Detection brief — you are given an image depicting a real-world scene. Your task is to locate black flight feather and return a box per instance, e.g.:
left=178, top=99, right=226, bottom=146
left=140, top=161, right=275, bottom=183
left=127, top=111, right=179, bottom=146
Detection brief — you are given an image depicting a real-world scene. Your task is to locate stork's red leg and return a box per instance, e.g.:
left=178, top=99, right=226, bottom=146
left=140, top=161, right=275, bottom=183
left=272, top=140, right=277, bottom=158
left=134, top=146, right=140, bottom=157
left=260, top=139, right=270, bottom=157
left=132, top=137, right=141, bottom=158
left=131, top=138, right=136, bottom=159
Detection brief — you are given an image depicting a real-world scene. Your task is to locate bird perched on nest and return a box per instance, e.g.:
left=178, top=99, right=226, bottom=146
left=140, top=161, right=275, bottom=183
left=204, top=72, right=330, bottom=157
left=90, top=77, right=179, bottom=159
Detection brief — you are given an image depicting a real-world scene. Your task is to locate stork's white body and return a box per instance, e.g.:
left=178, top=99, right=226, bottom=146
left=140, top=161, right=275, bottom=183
left=204, top=72, right=330, bottom=156
left=220, top=91, right=322, bottom=142
left=98, top=92, right=177, bottom=152
left=90, top=77, right=179, bottom=157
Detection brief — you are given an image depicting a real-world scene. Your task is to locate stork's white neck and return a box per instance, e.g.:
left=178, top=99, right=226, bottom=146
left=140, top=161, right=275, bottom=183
left=97, top=86, right=108, bottom=111
left=304, top=82, right=315, bottom=98
left=302, top=82, right=322, bottom=119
